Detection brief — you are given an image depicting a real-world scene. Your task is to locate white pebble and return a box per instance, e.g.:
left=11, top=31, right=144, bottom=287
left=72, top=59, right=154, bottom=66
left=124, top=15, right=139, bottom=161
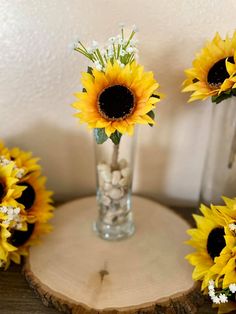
left=116, top=208, right=126, bottom=216
left=119, top=177, right=129, bottom=187
left=119, top=197, right=129, bottom=208
left=121, top=167, right=131, bottom=178
left=100, top=170, right=111, bottom=183
left=103, top=212, right=116, bottom=224
left=112, top=171, right=121, bottom=185
left=108, top=188, right=124, bottom=200
left=118, top=159, right=128, bottom=169
left=103, top=182, right=112, bottom=191
left=97, top=163, right=110, bottom=172
left=102, top=195, right=111, bottom=206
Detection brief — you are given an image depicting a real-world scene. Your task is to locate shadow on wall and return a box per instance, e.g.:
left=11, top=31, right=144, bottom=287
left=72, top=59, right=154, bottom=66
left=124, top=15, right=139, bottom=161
left=6, top=120, right=96, bottom=202
left=136, top=42, right=210, bottom=208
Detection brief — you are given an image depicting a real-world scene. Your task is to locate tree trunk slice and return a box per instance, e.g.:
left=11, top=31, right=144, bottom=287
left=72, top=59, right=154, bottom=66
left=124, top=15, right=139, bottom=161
left=23, top=196, right=204, bottom=314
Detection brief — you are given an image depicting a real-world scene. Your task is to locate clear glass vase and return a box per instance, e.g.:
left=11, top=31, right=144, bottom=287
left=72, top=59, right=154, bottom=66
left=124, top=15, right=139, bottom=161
left=93, top=133, right=136, bottom=241
left=200, top=98, right=236, bottom=205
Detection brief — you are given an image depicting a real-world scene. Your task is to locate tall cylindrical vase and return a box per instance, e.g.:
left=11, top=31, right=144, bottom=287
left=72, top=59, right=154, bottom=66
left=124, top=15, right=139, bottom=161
left=93, top=134, right=136, bottom=240
left=200, top=98, right=236, bottom=205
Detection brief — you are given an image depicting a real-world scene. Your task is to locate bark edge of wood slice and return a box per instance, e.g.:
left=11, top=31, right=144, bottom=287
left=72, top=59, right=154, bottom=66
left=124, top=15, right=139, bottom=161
left=23, top=196, right=204, bottom=314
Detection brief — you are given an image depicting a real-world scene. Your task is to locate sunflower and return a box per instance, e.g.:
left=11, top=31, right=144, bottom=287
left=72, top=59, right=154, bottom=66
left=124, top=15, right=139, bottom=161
left=210, top=232, right=236, bottom=289
left=0, top=163, right=25, bottom=204
left=186, top=203, right=228, bottom=290
left=213, top=197, right=236, bottom=221
left=8, top=172, right=54, bottom=251
left=208, top=198, right=236, bottom=289
left=9, top=146, right=41, bottom=176
left=182, top=32, right=236, bottom=102
left=73, top=60, right=161, bottom=137
left=0, top=141, right=41, bottom=179
left=0, top=226, right=17, bottom=268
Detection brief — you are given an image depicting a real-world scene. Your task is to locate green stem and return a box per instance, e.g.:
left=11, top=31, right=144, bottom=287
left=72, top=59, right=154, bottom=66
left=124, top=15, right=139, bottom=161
left=124, top=31, right=135, bottom=49
left=96, top=49, right=105, bottom=67
left=111, top=143, right=120, bottom=170
left=74, top=48, right=93, bottom=60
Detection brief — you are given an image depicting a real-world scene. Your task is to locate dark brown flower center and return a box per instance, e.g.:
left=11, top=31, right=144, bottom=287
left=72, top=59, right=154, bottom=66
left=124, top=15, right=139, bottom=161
left=98, top=85, right=135, bottom=120
left=16, top=183, right=36, bottom=210
left=207, top=227, right=226, bottom=260
left=9, top=223, right=35, bottom=247
left=207, top=56, right=234, bottom=88
left=0, top=182, right=5, bottom=202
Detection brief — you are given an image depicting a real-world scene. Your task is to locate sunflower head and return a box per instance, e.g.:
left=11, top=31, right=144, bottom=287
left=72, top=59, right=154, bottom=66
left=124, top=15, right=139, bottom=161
left=182, top=32, right=236, bottom=104
left=73, top=60, right=161, bottom=143
left=186, top=203, right=228, bottom=289
left=10, top=172, right=54, bottom=248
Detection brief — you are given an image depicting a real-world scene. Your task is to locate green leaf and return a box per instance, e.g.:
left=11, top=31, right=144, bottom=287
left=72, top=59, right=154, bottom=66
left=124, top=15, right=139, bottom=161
left=147, top=110, right=155, bottom=127
left=94, top=128, right=108, bottom=144
left=232, top=88, right=236, bottom=96
left=87, top=66, right=93, bottom=75
left=110, top=130, right=122, bottom=145
left=212, top=91, right=232, bottom=104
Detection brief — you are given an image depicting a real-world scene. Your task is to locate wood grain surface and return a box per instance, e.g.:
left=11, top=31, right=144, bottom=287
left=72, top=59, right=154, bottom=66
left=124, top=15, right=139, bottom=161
left=0, top=263, right=217, bottom=314
left=0, top=198, right=218, bottom=314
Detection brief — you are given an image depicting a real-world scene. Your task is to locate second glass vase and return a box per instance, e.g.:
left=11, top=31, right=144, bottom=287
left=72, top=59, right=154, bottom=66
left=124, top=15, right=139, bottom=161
left=200, top=98, right=236, bottom=205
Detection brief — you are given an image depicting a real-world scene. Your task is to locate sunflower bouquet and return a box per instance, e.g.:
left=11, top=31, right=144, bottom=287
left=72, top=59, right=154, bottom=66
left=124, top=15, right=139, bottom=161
left=186, top=197, right=236, bottom=313
left=0, top=141, right=54, bottom=269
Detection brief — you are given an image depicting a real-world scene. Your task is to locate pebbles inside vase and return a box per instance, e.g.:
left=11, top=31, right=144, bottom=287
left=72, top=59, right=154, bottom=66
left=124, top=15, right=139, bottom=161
left=97, top=158, right=131, bottom=225
left=94, top=135, right=136, bottom=241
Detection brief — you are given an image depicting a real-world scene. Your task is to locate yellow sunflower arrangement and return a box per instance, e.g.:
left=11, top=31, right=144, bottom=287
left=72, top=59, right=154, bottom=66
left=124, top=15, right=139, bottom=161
left=0, top=141, right=54, bottom=269
left=72, top=24, right=162, bottom=144
left=186, top=197, right=236, bottom=314
left=182, top=32, right=236, bottom=104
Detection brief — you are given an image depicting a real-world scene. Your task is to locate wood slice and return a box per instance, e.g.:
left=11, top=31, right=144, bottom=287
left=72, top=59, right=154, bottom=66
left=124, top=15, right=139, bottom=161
left=23, top=196, right=204, bottom=314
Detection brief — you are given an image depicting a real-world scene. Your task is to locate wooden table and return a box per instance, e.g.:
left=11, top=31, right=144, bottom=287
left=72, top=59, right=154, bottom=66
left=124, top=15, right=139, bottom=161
left=0, top=202, right=217, bottom=314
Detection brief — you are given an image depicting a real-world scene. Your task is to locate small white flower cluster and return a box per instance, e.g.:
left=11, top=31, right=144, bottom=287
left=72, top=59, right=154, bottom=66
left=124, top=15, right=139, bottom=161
left=74, top=24, right=139, bottom=71
left=229, top=223, right=236, bottom=232
left=0, top=205, right=23, bottom=230
left=208, top=280, right=228, bottom=304
left=0, top=155, right=25, bottom=179
left=229, top=283, right=236, bottom=293
left=208, top=280, right=236, bottom=305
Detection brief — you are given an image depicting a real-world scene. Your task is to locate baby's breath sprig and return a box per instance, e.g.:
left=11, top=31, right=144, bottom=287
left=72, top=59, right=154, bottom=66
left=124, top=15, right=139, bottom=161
left=208, top=280, right=236, bottom=305
left=74, top=24, right=138, bottom=71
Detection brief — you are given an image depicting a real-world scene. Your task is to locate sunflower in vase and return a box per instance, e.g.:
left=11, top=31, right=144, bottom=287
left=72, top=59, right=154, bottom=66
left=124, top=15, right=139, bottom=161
left=72, top=25, right=163, bottom=240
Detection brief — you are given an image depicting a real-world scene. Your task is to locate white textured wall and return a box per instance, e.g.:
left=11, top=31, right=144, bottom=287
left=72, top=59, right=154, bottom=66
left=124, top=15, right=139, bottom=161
left=0, top=0, right=235, bottom=205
